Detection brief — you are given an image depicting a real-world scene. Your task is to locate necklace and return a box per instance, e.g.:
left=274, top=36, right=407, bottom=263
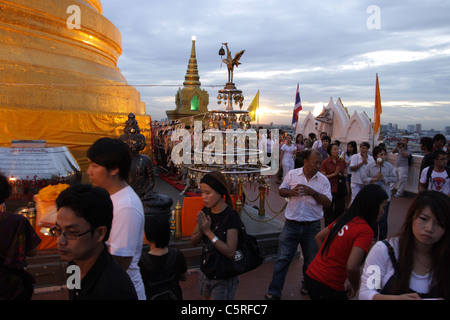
left=414, top=254, right=431, bottom=273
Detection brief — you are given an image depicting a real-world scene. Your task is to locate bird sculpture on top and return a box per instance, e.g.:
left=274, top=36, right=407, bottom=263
left=221, top=43, right=245, bottom=84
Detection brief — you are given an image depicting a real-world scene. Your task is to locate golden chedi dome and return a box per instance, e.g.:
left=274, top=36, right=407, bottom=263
left=0, top=0, right=150, bottom=169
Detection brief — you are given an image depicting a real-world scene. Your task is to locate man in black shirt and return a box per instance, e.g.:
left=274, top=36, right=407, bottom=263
left=420, top=137, right=434, bottom=174
left=54, top=184, right=137, bottom=300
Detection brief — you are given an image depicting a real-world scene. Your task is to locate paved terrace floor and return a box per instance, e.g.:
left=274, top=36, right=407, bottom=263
left=32, top=173, right=414, bottom=300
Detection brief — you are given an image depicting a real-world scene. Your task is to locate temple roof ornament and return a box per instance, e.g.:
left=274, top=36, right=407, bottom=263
left=217, top=43, right=245, bottom=110
left=220, top=43, right=245, bottom=85
left=298, top=97, right=378, bottom=147
left=166, top=36, right=209, bottom=123
left=183, top=35, right=202, bottom=87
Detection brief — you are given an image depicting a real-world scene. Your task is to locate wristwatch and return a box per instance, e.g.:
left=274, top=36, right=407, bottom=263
left=313, top=191, right=319, bottom=199
left=211, top=236, right=219, bottom=244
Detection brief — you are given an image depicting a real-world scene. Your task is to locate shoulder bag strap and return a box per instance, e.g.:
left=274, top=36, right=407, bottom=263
left=382, top=240, right=400, bottom=276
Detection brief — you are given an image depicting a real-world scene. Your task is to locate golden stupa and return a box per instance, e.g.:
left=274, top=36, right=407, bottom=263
left=0, top=0, right=150, bottom=169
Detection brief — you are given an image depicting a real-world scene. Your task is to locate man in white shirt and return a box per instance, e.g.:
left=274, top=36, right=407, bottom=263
left=312, top=131, right=327, bottom=150
left=349, top=142, right=374, bottom=204
left=87, top=137, right=146, bottom=300
left=391, top=137, right=411, bottom=197
left=265, top=149, right=332, bottom=300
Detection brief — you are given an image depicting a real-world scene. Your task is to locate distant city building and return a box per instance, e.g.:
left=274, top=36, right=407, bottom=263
left=445, top=126, right=450, bottom=136
left=407, top=124, right=415, bottom=132
left=415, top=124, right=422, bottom=132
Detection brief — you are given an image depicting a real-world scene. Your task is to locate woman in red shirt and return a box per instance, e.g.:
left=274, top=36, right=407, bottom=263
left=320, top=143, right=347, bottom=226
left=305, top=184, right=388, bottom=300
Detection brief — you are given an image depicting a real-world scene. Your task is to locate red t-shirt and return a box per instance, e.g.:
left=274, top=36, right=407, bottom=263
left=306, top=216, right=373, bottom=291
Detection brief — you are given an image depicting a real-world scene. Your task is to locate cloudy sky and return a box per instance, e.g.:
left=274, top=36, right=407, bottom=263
left=100, top=0, right=450, bottom=130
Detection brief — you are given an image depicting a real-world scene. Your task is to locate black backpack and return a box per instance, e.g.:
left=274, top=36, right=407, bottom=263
left=408, top=153, right=413, bottom=166
left=139, top=248, right=179, bottom=300
left=424, top=165, right=450, bottom=189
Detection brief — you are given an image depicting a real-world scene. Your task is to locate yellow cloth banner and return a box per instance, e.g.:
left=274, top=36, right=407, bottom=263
left=0, top=107, right=152, bottom=171
left=247, top=90, right=259, bottom=122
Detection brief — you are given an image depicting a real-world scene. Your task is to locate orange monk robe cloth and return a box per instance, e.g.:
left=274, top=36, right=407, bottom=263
left=0, top=107, right=152, bottom=171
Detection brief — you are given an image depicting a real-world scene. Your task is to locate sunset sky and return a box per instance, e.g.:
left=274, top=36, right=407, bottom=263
left=101, top=0, right=450, bottom=130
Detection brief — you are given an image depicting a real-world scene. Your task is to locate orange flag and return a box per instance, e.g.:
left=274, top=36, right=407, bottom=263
left=374, top=73, right=382, bottom=134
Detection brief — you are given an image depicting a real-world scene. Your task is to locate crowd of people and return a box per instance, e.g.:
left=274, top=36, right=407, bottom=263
left=0, top=131, right=449, bottom=301
left=262, top=131, right=449, bottom=300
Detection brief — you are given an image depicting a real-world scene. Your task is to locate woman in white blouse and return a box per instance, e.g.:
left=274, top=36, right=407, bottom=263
left=359, top=190, right=450, bottom=300
left=280, top=134, right=295, bottom=179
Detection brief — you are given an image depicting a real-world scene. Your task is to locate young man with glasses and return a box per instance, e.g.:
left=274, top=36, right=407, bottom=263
left=53, top=184, right=138, bottom=299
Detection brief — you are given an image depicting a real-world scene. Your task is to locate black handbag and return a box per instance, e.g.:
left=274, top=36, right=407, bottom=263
left=336, top=175, right=347, bottom=197
left=200, top=215, right=263, bottom=280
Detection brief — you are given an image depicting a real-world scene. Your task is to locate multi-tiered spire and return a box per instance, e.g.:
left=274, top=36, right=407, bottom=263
left=183, top=36, right=201, bottom=87
left=166, top=36, right=209, bottom=123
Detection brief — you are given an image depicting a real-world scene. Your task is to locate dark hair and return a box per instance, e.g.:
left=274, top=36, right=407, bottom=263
left=327, top=143, right=338, bottom=156
left=0, top=173, right=12, bottom=204
left=56, top=184, right=113, bottom=242
left=295, top=133, right=304, bottom=144
left=394, top=191, right=450, bottom=298
left=320, top=184, right=388, bottom=257
left=420, top=137, right=433, bottom=152
left=433, top=149, right=447, bottom=160
left=144, top=216, right=171, bottom=248
left=200, top=171, right=232, bottom=207
left=346, top=141, right=357, bottom=157
left=372, top=145, right=386, bottom=158
left=433, top=133, right=446, bottom=143
left=360, top=141, right=371, bottom=149
left=321, top=136, right=331, bottom=143
left=303, top=148, right=321, bottom=161
left=87, top=138, right=131, bottom=181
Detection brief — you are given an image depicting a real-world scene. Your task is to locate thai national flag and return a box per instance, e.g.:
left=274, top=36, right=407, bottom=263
left=292, top=83, right=302, bottom=126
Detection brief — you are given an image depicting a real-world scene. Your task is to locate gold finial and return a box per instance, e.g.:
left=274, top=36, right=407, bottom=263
left=183, top=36, right=201, bottom=87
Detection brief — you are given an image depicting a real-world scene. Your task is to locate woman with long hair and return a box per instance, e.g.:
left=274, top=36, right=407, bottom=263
left=359, top=190, right=450, bottom=300
left=305, top=184, right=389, bottom=300
left=294, top=133, right=305, bottom=169
left=190, top=171, right=242, bottom=300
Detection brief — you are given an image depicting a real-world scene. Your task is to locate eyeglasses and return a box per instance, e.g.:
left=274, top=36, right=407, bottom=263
left=49, top=227, right=92, bottom=240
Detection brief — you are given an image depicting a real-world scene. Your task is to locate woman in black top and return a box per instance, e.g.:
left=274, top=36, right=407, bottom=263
left=191, top=170, right=242, bottom=300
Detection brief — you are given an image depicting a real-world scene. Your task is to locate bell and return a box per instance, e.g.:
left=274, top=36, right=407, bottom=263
left=218, top=46, right=225, bottom=56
